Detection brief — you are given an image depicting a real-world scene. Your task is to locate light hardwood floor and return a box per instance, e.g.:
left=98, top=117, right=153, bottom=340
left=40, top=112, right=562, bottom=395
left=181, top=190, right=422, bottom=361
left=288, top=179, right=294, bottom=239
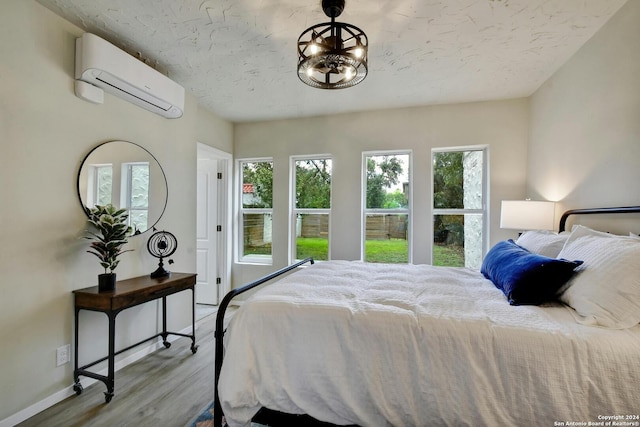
left=18, top=310, right=223, bottom=427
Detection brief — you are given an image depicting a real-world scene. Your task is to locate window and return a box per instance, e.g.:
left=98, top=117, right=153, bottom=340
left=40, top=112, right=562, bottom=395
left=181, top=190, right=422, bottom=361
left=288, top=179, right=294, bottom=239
left=85, top=162, right=150, bottom=234
left=122, top=162, right=150, bottom=233
left=432, top=147, right=488, bottom=269
left=291, top=157, right=332, bottom=262
left=363, top=152, right=411, bottom=263
left=239, top=160, right=273, bottom=262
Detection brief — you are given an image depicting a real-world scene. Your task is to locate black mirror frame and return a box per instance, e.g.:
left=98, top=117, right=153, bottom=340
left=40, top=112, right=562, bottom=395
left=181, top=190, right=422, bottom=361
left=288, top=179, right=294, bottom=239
left=77, top=140, right=168, bottom=235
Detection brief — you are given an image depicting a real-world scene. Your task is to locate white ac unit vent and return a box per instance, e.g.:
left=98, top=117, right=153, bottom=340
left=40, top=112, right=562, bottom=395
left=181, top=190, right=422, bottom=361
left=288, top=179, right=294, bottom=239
left=75, top=33, right=185, bottom=119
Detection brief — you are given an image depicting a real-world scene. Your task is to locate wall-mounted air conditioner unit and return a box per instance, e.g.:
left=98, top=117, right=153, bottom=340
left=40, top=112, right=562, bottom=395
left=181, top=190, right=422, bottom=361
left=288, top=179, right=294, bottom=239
left=75, top=33, right=185, bottom=119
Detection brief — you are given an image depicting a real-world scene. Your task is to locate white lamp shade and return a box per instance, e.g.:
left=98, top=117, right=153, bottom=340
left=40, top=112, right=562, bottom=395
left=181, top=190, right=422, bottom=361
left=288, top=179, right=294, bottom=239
left=500, top=200, right=556, bottom=231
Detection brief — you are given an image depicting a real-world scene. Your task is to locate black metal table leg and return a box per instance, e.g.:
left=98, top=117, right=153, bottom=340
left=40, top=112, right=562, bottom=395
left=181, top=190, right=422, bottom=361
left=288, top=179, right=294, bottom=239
left=104, top=311, right=116, bottom=403
left=161, top=296, right=171, bottom=348
left=73, top=307, right=83, bottom=395
left=190, top=287, right=198, bottom=353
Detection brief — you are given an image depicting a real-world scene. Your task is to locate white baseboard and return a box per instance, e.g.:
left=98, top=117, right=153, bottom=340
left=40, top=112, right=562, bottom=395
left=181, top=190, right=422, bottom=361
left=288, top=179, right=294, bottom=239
left=0, top=324, right=195, bottom=427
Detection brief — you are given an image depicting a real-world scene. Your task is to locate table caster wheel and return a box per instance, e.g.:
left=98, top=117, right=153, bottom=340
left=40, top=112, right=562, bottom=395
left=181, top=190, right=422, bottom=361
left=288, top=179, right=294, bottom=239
left=73, top=382, right=83, bottom=395
left=191, top=344, right=199, bottom=354
left=104, top=392, right=113, bottom=403
left=163, top=341, right=171, bottom=349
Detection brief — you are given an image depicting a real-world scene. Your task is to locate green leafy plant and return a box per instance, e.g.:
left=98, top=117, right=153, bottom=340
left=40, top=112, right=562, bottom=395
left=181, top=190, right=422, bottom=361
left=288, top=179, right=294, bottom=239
left=86, top=204, right=133, bottom=274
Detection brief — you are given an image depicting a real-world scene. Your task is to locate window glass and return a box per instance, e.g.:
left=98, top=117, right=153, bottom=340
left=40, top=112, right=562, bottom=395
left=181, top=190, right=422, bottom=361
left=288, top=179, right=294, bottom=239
left=293, top=158, right=331, bottom=261
left=295, top=159, right=331, bottom=209
left=433, top=151, right=483, bottom=210
left=364, top=153, right=410, bottom=263
left=365, top=213, right=409, bottom=263
left=295, top=213, right=329, bottom=260
left=126, top=163, right=149, bottom=232
left=95, top=165, right=113, bottom=206
left=242, top=162, right=273, bottom=209
left=241, top=161, right=273, bottom=260
left=242, top=213, right=272, bottom=257
left=129, top=164, right=149, bottom=209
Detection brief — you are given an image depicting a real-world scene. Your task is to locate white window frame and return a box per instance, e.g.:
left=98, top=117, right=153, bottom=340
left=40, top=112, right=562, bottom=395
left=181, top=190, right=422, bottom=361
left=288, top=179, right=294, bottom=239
left=431, top=145, right=489, bottom=268
left=289, top=155, right=333, bottom=263
left=237, top=158, right=274, bottom=265
left=361, top=150, right=413, bottom=263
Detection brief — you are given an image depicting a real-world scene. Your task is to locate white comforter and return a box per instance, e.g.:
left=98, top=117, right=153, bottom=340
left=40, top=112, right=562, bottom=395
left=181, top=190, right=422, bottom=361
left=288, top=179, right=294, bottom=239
left=219, top=261, right=640, bottom=427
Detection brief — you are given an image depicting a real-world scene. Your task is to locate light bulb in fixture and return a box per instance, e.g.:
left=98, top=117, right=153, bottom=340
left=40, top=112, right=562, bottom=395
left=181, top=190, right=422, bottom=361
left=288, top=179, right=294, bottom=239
left=344, top=67, right=354, bottom=81
left=310, top=43, right=320, bottom=55
left=354, top=47, right=363, bottom=58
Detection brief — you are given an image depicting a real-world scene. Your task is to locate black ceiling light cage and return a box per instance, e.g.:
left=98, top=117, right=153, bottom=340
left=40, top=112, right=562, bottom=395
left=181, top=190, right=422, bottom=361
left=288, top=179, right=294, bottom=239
left=297, top=0, right=368, bottom=89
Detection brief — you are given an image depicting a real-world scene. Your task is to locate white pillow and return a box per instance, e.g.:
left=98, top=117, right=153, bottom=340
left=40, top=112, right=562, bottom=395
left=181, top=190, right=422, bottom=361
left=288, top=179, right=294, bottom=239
left=558, top=225, right=640, bottom=329
left=516, top=230, right=569, bottom=258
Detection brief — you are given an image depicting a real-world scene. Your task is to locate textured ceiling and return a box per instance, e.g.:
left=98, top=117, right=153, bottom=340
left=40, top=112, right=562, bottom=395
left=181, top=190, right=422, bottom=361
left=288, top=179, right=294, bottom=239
left=36, top=0, right=628, bottom=122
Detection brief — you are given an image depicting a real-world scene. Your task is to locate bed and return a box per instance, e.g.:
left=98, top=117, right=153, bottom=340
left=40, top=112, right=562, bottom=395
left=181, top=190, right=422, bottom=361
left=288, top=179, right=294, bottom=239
left=214, top=206, right=640, bottom=427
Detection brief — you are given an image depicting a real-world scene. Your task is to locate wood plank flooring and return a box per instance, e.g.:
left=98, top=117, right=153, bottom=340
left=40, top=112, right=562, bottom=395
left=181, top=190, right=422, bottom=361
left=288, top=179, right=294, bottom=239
left=18, top=309, right=225, bottom=427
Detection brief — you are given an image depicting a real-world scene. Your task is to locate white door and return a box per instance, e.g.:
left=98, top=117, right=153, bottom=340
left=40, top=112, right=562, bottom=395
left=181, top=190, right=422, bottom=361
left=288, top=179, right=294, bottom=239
left=196, top=156, right=218, bottom=304
left=196, top=144, right=231, bottom=305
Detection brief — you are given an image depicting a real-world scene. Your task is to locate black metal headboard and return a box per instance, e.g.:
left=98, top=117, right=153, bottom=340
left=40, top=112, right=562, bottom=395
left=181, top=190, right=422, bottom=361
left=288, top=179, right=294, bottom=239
left=559, top=206, right=640, bottom=232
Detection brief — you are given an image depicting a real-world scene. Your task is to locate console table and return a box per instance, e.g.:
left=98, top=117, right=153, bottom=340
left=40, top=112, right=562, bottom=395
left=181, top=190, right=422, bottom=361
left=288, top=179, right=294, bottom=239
left=73, top=272, right=198, bottom=402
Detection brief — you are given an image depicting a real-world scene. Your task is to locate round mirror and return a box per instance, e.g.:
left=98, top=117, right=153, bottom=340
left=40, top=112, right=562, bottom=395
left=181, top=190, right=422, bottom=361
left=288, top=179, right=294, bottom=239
left=77, top=140, right=168, bottom=235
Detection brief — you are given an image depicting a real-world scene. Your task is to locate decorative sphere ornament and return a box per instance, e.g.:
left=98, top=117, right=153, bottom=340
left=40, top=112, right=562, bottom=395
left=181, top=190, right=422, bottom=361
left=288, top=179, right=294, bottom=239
left=147, top=230, right=177, bottom=278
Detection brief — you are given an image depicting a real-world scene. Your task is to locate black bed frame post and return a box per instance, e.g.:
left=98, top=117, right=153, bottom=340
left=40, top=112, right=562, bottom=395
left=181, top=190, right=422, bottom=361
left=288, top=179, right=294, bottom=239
left=213, top=257, right=314, bottom=427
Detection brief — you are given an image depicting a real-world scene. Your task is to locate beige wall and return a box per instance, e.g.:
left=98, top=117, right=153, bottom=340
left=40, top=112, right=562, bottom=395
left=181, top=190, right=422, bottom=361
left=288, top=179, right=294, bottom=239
left=3, top=0, right=637, bottom=421
left=528, top=0, right=640, bottom=233
left=0, top=0, right=232, bottom=422
left=234, top=99, right=530, bottom=284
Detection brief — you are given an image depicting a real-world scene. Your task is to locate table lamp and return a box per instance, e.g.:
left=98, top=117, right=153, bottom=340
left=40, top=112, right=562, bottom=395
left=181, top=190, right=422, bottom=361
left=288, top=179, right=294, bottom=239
left=500, top=200, right=555, bottom=233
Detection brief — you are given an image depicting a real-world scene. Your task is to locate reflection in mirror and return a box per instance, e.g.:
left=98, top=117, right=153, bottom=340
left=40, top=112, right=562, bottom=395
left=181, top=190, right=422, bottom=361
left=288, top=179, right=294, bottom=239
left=78, top=141, right=168, bottom=235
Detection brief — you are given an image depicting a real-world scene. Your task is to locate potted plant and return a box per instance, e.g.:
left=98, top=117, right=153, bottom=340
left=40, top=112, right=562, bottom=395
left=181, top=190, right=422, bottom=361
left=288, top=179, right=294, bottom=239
left=85, top=204, right=133, bottom=292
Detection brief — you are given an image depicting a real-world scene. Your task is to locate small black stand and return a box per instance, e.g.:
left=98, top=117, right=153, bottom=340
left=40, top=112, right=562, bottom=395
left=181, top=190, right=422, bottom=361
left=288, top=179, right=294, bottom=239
left=150, top=258, right=170, bottom=278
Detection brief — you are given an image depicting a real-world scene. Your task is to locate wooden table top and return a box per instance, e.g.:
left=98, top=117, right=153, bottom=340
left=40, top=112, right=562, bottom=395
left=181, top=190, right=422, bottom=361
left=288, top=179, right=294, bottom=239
left=74, top=272, right=197, bottom=311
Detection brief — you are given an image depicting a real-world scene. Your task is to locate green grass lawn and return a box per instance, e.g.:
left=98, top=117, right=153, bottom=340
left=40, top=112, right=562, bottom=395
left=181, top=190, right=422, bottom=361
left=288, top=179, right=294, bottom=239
left=296, top=237, right=330, bottom=260
left=365, top=239, right=408, bottom=263
left=432, top=244, right=465, bottom=267
left=293, top=237, right=465, bottom=266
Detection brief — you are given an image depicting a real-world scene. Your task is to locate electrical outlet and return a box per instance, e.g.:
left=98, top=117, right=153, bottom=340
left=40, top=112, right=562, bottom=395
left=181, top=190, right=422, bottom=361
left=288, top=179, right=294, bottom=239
left=56, top=344, right=70, bottom=366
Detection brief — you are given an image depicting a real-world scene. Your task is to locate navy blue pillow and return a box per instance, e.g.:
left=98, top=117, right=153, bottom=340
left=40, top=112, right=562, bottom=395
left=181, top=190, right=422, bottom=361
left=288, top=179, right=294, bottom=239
left=481, top=240, right=583, bottom=306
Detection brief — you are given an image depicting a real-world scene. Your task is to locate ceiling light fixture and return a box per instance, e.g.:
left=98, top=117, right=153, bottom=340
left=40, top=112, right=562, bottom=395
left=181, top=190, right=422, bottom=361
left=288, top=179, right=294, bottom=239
left=297, top=0, right=368, bottom=89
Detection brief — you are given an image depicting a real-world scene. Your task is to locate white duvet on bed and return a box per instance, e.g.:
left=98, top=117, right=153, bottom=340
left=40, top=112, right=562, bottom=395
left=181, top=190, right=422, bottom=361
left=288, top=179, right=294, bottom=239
left=219, top=261, right=640, bottom=427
